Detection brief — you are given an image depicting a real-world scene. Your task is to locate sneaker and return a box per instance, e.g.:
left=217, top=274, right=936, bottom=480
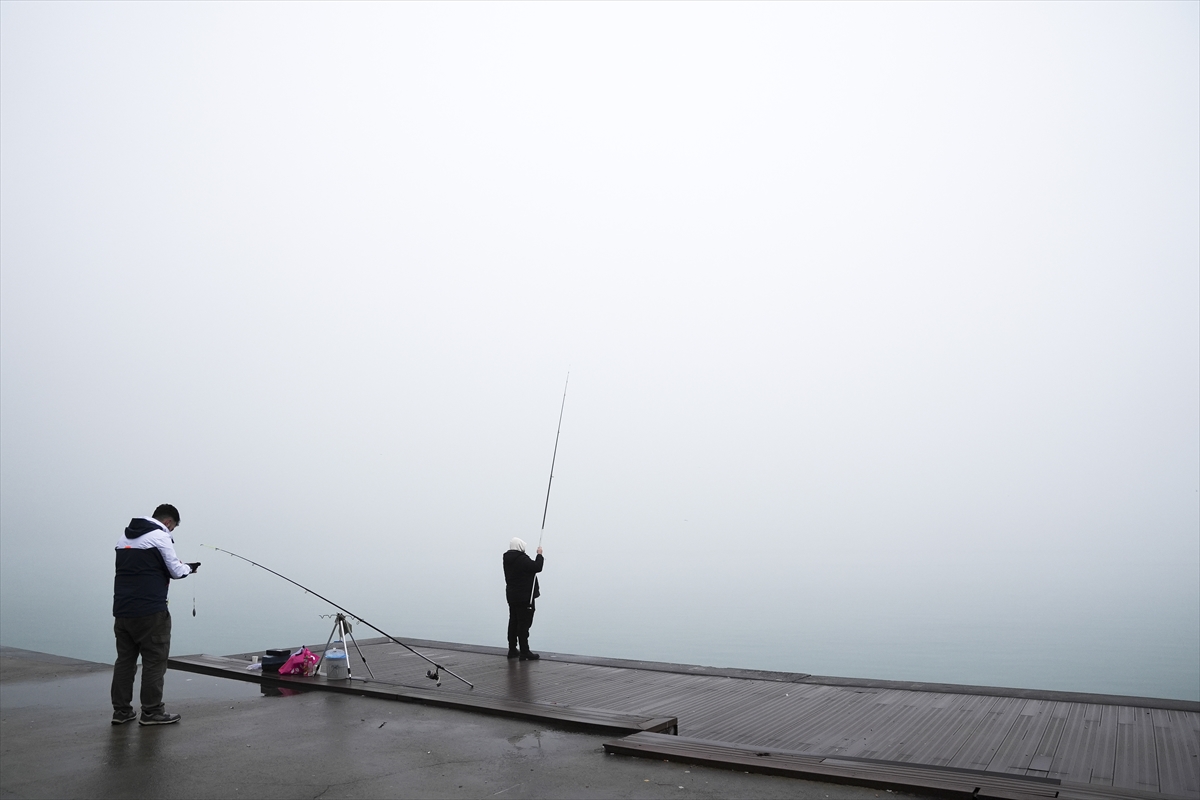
left=519, top=651, right=540, bottom=661
left=138, top=711, right=181, bottom=726
left=111, top=709, right=138, bottom=725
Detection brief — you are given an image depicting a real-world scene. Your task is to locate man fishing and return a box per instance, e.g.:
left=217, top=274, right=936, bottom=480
left=503, top=538, right=543, bottom=661
left=111, top=504, right=199, bottom=725
left=504, top=373, right=567, bottom=663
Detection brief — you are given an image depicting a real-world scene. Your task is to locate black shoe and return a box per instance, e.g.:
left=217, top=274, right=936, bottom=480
left=507, top=648, right=520, bottom=659
left=519, top=651, right=540, bottom=661
left=139, top=711, right=181, bottom=726
left=111, top=709, right=138, bottom=725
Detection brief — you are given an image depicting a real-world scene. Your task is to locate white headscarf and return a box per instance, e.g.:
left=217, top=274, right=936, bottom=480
left=509, top=537, right=527, bottom=552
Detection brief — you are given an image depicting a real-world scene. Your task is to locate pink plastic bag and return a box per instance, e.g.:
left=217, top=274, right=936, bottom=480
left=277, top=647, right=318, bottom=676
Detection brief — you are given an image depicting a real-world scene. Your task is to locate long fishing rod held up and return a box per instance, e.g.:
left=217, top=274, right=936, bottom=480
left=530, top=373, right=569, bottom=608
left=200, top=544, right=473, bottom=689
left=539, top=372, right=570, bottom=546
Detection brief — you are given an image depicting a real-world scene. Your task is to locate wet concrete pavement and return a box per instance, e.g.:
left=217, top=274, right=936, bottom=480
left=0, top=647, right=928, bottom=799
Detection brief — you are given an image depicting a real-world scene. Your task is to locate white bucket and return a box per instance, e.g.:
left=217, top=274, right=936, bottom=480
left=324, top=650, right=348, bottom=680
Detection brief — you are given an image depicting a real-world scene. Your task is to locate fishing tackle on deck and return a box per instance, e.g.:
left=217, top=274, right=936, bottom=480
left=200, top=544, right=473, bottom=689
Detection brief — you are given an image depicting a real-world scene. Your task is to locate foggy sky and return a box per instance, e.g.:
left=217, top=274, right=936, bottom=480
left=2, top=2, right=1197, bottom=699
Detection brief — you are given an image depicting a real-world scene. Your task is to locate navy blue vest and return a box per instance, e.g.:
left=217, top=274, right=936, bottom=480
left=114, top=545, right=171, bottom=618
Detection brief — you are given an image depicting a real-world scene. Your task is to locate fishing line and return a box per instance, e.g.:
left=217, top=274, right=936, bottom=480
left=199, top=544, right=473, bottom=689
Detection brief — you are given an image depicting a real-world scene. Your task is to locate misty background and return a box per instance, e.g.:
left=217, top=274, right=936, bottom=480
left=2, top=2, right=1197, bottom=701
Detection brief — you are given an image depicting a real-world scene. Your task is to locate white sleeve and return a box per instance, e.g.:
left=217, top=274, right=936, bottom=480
left=152, top=532, right=193, bottom=579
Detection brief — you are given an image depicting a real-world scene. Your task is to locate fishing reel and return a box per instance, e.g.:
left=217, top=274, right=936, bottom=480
left=426, top=667, right=441, bottom=687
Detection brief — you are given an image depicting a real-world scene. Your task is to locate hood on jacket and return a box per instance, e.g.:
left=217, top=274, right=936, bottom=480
left=509, top=537, right=527, bottom=553
left=124, top=518, right=166, bottom=539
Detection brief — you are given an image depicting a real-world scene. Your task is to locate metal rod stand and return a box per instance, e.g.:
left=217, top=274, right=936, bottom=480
left=318, top=613, right=375, bottom=680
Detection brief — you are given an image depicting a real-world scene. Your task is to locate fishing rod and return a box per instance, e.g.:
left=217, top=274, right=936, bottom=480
left=531, top=373, right=569, bottom=606
left=200, top=544, right=473, bottom=689
left=540, top=372, right=570, bottom=542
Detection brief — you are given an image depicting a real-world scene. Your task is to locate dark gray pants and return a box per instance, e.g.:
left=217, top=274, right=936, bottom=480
left=111, top=610, right=171, bottom=715
left=507, top=602, right=536, bottom=652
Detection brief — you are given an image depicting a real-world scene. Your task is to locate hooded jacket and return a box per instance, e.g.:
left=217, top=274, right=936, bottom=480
left=503, top=543, right=543, bottom=607
left=113, top=517, right=192, bottom=618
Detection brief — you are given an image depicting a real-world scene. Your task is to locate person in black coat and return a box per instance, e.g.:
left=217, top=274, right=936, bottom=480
left=503, top=538, right=543, bottom=660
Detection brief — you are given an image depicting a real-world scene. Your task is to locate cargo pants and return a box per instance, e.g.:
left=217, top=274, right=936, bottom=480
left=111, top=610, right=172, bottom=715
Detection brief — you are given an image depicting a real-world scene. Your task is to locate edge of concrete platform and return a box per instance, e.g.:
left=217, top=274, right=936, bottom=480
left=247, top=636, right=1200, bottom=713
left=0, top=646, right=107, bottom=667
left=0, top=646, right=110, bottom=682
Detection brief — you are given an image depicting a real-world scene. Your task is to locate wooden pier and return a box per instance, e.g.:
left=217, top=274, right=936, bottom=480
left=170, top=637, right=1199, bottom=800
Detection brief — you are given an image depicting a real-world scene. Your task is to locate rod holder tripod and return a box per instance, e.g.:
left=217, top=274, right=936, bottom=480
left=318, top=613, right=375, bottom=680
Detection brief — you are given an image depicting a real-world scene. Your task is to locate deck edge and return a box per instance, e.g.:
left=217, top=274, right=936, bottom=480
left=603, top=731, right=1198, bottom=800
left=168, top=653, right=678, bottom=736
left=266, top=637, right=1199, bottom=711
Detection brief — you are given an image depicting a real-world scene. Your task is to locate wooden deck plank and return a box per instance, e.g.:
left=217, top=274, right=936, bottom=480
left=594, top=674, right=762, bottom=733
left=988, top=699, right=1062, bottom=775
left=543, top=668, right=726, bottom=719
left=1024, top=701, right=1071, bottom=776
left=851, top=692, right=957, bottom=762
left=1115, top=705, right=1160, bottom=794
left=1179, top=709, right=1200, bottom=795
left=654, top=678, right=774, bottom=718
left=1153, top=709, right=1200, bottom=797
left=924, top=696, right=1003, bottom=765
left=907, top=693, right=1003, bottom=766
left=755, top=688, right=874, bottom=754
left=758, top=686, right=885, bottom=752
left=689, top=682, right=839, bottom=750
left=868, top=690, right=950, bottom=762
left=567, top=670, right=719, bottom=715
left=1044, top=702, right=1100, bottom=783
left=677, top=680, right=812, bottom=742
left=812, top=690, right=938, bottom=758
left=1089, top=704, right=1120, bottom=786
left=948, top=696, right=1027, bottom=771
left=859, top=694, right=958, bottom=761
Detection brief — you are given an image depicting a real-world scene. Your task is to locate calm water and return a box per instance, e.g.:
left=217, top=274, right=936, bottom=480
left=3, top=552, right=1197, bottom=701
